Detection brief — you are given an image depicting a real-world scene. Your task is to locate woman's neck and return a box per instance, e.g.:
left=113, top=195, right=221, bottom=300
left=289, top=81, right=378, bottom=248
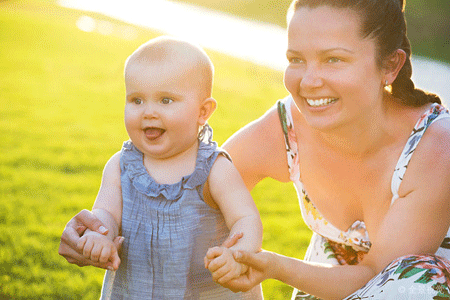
left=310, top=96, right=422, bottom=159
left=311, top=103, right=395, bottom=159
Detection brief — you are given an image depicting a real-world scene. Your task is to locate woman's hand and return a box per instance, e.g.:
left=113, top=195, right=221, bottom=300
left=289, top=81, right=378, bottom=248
left=58, top=209, right=123, bottom=270
left=218, top=249, right=275, bottom=293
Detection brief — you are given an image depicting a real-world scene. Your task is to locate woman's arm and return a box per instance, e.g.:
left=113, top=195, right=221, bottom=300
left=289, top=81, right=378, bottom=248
left=222, top=104, right=291, bottom=190
left=228, top=250, right=374, bottom=299
left=225, top=118, right=450, bottom=299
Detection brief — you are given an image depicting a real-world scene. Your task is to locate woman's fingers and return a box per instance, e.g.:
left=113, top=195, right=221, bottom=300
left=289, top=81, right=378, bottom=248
left=74, top=209, right=108, bottom=235
left=221, top=232, right=243, bottom=248
left=113, top=236, right=124, bottom=253
left=234, top=250, right=267, bottom=270
left=108, top=248, right=121, bottom=271
left=59, top=209, right=109, bottom=265
left=60, top=225, right=84, bottom=255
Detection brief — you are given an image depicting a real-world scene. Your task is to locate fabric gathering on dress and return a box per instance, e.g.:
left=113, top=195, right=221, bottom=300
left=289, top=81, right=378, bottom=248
left=100, top=124, right=262, bottom=300
left=277, top=96, right=450, bottom=300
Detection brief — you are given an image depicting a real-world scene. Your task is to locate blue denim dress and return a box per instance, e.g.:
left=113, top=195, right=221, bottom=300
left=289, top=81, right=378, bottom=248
left=100, top=126, right=262, bottom=299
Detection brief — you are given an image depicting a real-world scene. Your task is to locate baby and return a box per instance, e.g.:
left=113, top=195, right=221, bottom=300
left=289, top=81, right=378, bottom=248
left=76, top=36, right=263, bottom=299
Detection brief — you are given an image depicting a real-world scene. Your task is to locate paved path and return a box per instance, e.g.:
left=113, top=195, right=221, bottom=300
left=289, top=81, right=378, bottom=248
left=59, top=0, right=450, bottom=105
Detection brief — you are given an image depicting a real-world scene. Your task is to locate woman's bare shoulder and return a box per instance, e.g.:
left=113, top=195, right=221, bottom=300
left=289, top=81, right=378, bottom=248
left=399, top=110, right=450, bottom=197
left=223, top=103, right=291, bottom=189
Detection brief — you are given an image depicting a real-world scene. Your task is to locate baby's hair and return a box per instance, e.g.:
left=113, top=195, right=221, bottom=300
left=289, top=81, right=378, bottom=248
left=125, top=36, right=214, bottom=98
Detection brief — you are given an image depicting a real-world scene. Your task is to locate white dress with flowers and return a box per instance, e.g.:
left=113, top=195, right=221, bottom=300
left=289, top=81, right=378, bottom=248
left=277, top=95, right=450, bottom=300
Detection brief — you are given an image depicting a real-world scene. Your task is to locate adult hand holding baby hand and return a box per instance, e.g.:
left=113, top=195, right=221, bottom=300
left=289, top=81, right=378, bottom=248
left=58, top=209, right=123, bottom=270
left=217, top=249, right=274, bottom=293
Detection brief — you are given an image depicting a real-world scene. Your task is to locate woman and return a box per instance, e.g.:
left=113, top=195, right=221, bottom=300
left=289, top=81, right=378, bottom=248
left=59, top=0, right=450, bottom=298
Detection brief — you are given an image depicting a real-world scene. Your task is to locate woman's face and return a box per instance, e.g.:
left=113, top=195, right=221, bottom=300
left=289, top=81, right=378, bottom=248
left=284, top=6, right=385, bottom=131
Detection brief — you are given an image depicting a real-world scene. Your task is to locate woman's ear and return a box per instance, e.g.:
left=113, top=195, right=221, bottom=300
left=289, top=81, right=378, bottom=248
left=383, top=49, right=407, bottom=85
left=198, top=97, right=217, bottom=126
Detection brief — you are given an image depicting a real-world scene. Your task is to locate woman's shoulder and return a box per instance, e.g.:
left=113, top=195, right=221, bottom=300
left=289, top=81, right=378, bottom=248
left=222, top=98, right=291, bottom=186
left=398, top=103, right=450, bottom=193
left=417, top=105, right=450, bottom=156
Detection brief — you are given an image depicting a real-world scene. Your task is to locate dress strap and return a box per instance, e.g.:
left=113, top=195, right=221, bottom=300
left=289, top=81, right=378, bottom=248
left=277, top=96, right=300, bottom=181
left=391, top=103, right=450, bottom=203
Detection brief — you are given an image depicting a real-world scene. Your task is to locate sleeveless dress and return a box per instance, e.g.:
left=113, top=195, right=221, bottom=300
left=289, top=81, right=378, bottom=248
left=100, top=125, right=263, bottom=299
left=276, top=95, right=450, bottom=300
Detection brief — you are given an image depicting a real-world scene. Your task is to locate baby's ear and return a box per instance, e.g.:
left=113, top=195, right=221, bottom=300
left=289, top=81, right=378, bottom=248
left=198, top=97, right=217, bottom=125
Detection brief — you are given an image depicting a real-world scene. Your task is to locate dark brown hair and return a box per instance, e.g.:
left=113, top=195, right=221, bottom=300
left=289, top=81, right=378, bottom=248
left=288, top=0, right=441, bottom=106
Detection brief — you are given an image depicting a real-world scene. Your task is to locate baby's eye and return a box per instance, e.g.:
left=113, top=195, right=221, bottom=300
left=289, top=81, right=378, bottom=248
left=133, top=98, right=143, bottom=105
left=160, top=98, right=173, bottom=104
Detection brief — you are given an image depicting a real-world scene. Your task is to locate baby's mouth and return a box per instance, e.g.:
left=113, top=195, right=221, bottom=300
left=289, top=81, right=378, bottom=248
left=144, top=127, right=166, bottom=140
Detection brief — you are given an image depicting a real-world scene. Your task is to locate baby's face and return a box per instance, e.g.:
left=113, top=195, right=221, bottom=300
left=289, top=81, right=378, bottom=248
left=124, top=60, right=207, bottom=160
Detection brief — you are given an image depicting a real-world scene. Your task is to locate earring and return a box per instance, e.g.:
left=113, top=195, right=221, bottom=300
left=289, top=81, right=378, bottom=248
left=384, top=80, right=389, bottom=87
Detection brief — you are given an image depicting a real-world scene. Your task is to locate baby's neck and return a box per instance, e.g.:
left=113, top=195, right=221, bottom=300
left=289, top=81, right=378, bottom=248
left=143, top=141, right=199, bottom=185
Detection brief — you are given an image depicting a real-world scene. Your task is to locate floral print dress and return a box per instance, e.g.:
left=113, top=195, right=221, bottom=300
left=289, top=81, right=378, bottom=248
left=277, top=96, right=450, bottom=300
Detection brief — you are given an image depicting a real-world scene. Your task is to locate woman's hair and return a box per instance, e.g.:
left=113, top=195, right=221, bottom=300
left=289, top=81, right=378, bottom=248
left=287, top=0, right=441, bottom=106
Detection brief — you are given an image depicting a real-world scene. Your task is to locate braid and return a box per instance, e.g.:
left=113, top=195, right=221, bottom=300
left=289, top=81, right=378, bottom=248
left=391, top=35, right=441, bottom=106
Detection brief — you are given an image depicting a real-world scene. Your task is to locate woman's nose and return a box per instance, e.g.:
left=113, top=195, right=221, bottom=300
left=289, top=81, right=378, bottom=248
left=300, top=65, right=324, bottom=90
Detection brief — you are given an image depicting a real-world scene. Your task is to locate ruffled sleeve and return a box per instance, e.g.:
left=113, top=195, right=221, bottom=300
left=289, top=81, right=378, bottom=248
left=119, top=124, right=228, bottom=201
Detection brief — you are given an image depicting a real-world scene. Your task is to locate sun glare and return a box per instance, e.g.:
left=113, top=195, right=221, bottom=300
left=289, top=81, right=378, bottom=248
left=75, top=15, right=138, bottom=40
left=59, top=0, right=450, bottom=102
left=58, top=0, right=288, bottom=71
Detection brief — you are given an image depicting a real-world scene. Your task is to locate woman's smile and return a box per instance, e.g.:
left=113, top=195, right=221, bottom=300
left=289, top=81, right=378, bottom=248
left=305, top=97, right=339, bottom=108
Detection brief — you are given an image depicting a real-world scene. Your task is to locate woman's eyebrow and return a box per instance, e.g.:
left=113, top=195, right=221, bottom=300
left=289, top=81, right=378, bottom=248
left=286, top=47, right=355, bottom=55
left=319, top=47, right=355, bottom=54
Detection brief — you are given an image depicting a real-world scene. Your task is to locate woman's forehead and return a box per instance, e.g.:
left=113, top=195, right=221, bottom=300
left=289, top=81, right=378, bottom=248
left=287, top=6, right=367, bottom=49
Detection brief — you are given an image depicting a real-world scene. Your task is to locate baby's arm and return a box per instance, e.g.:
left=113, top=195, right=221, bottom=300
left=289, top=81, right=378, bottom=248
left=77, top=152, right=123, bottom=270
left=204, top=155, right=263, bottom=284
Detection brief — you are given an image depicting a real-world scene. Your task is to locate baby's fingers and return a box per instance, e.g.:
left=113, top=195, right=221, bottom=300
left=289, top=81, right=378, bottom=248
left=82, top=238, right=94, bottom=259
left=211, top=264, right=230, bottom=282
left=216, top=268, right=240, bottom=284
left=207, top=255, right=227, bottom=273
left=204, top=256, right=212, bottom=269
left=99, top=246, right=113, bottom=264
left=76, top=236, right=87, bottom=252
left=205, top=246, right=223, bottom=260
left=90, top=243, right=103, bottom=262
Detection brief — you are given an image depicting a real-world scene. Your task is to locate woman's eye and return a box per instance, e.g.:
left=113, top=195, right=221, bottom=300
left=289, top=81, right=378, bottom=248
left=327, top=57, right=341, bottom=63
left=133, top=98, right=143, bottom=104
left=288, top=57, right=304, bottom=64
left=160, top=98, right=173, bottom=104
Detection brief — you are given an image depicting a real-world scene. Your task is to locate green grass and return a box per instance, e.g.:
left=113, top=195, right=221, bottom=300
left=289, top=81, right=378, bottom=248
left=0, top=0, right=308, bottom=299
left=173, top=0, right=450, bottom=64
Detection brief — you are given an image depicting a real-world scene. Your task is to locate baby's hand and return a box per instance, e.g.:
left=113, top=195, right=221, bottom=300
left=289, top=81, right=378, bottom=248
left=205, top=246, right=248, bottom=284
left=77, top=230, right=120, bottom=270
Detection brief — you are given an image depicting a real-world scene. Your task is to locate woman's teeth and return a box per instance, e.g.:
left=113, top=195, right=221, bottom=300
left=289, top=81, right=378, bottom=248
left=306, top=98, right=338, bottom=107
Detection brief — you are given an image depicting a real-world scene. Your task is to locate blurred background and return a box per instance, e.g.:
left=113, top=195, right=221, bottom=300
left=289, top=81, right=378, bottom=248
left=173, top=0, right=450, bottom=64
left=1, top=0, right=449, bottom=299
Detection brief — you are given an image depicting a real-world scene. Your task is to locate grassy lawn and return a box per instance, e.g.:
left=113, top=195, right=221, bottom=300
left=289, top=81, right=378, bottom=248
left=173, top=0, right=450, bottom=64
left=0, top=0, right=308, bottom=299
